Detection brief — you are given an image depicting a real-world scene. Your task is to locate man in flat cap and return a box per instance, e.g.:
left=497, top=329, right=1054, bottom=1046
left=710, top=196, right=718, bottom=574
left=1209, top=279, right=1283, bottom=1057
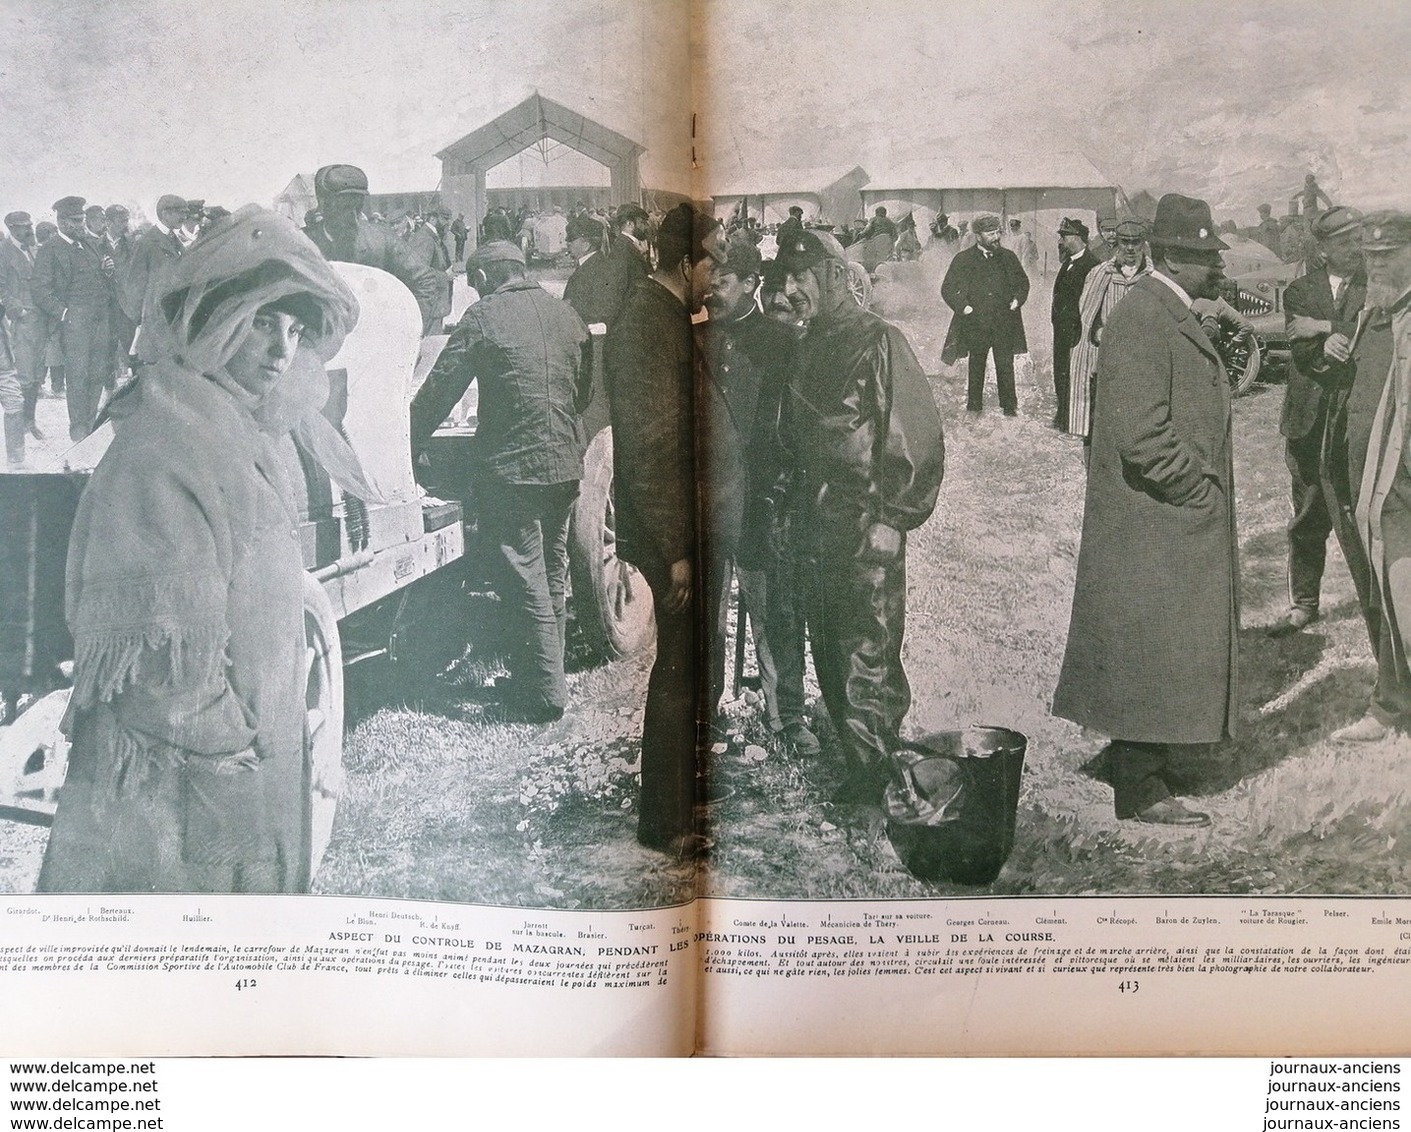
left=0, top=210, right=46, bottom=450
left=31, top=196, right=113, bottom=440
left=1050, top=217, right=1099, bottom=432
left=1067, top=218, right=1153, bottom=441
left=700, top=235, right=817, bottom=755
left=775, top=227, right=945, bottom=814
left=941, top=213, right=1030, bottom=415
left=119, top=194, right=188, bottom=360
left=306, top=164, right=447, bottom=334
left=1346, top=211, right=1411, bottom=742
left=411, top=240, right=591, bottom=724
left=1055, top=193, right=1238, bottom=827
left=605, top=204, right=722, bottom=858
left=1268, top=207, right=1367, bottom=643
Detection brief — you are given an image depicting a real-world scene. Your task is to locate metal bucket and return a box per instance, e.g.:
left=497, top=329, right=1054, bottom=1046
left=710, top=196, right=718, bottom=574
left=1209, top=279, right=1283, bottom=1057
left=884, top=726, right=1027, bottom=886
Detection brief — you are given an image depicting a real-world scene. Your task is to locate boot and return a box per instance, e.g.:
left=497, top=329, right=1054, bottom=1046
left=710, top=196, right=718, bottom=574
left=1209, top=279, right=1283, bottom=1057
left=4, top=411, right=26, bottom=467
left=21, top=385, right=43, bottom=439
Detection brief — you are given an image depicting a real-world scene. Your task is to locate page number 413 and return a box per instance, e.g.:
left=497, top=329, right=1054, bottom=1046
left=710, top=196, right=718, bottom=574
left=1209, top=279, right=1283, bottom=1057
left=1118, top=980, right=1139, bottom=994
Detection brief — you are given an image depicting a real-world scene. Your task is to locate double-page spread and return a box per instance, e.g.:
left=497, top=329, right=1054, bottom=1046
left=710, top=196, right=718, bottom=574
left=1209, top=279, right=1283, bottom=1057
left=3, top=0, right=1411, bottom=1058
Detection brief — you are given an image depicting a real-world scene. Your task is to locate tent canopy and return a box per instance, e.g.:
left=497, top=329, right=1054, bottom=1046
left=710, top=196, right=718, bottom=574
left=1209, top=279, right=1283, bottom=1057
left=437, top=92, right=644, bottom=176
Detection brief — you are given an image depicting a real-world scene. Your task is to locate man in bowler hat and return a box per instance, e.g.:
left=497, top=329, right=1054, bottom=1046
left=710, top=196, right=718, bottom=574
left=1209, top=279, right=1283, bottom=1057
left=1054, top=193, right=1238, bottom=827
left=941, top=213, right=1030, bottom=415
left=1050, top=217, right=1099, bottom=431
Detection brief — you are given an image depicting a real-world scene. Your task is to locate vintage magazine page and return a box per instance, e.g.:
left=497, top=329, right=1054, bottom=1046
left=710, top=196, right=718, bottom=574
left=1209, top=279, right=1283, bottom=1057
left=3, top=0, right=1411, bottom=1061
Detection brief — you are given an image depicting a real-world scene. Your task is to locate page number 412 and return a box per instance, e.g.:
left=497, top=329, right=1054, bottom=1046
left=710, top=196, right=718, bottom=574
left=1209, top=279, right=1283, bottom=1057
left=1118, top=980, right=1139, bottom=994
left=235, top=978, right=257, bottom=991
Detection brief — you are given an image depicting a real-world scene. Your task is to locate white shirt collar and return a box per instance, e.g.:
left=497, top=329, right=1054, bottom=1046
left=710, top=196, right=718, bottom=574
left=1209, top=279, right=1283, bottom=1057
left=1327, top=271, right=1346, bottom=294
left=55, top=231, right=76, bottom=246
left=1149, top=269, right=1193, bottom=308
left=577, top=250, right=597, bottom=266
left=155, top=221, right=175, bottom=237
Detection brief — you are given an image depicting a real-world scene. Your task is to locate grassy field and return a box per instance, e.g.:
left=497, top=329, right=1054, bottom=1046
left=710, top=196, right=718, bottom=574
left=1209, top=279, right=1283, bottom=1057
left=4, top=280, right=1408, bottom=904
left=317, top=293, right=1411, bottom=909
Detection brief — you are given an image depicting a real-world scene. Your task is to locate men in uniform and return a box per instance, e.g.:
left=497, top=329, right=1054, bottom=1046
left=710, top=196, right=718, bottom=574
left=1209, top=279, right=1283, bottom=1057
left=605, top=204, right=720, bottom=858
left=1049, top=217, right=1099, bottom=432
left=1067, top=218, right=1152, bottom=441
left=31, top=196, right=113, bottom=440
left=1270, top=207, right=1366, bottom=639
left=304, top=164, right=447, bottom=334
left=410, top=241, right=591, bottom=723
left=119, top=193, right=188, bottom=362
left=1054, top=193, right=1237, bottom=827
left=1344, top=212, right=1411, bottom=742
left=0, top=211, right=45, bottom=449
left=700, top=237, right=817, bottom=755
left=776, top=229, right=945, bottom=809
left=941, top=213, right=1030, bottom=415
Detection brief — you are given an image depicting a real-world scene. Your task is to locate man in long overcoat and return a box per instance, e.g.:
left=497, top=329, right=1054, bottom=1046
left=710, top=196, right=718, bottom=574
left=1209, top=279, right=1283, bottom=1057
left=1049, top=217, right=1099, bottom=431
left=940, top=213, right=1029, bottom=415
left=1053, top=194, right=1237, bottom=827
left=119, top=194, right=188, bottom=361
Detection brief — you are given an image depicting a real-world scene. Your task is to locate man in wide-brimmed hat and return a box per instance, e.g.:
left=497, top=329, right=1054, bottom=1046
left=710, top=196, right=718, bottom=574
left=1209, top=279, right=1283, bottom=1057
left=1054, top=193, right=1237, bottom=827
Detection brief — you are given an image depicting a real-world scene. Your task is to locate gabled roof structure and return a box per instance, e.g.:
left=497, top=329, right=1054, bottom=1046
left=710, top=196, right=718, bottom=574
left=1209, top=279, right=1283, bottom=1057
left=437, top=92, right=644, bottom=176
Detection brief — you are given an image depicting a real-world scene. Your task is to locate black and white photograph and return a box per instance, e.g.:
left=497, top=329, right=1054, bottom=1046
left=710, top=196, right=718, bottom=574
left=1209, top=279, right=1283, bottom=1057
left=2, top=0, right=1410, bottom=916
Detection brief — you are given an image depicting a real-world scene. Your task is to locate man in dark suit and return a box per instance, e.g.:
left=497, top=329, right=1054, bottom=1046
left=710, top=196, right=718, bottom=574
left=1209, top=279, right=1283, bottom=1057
left=0, top=211, right=45, bottom=444
left=562, top=212, right=634, bottom=330
left=1288, top=210, right=1409, bottom=742
left=604, top=204, right=722, bottom=859
left=119, top=193, right=188, bottom=362
left=1049, top=217, right=1099, bottom=431
left=31, top=196, right=113, bottom=440
left=1054, top=194, right=1236, bottom=827
left=1271, top=206, right=1366, bottom=639
left=941, top=213, right=1030, bottom=415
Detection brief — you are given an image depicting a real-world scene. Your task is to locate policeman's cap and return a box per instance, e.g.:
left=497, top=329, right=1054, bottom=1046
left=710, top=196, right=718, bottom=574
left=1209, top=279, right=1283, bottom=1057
left=1362, top=211, right=1411, bottom=252
left=53, top=196, right=86, bottom=219
left=1311, top=206, right=1362, bottom=242
left=1058, top=217, right=1089, bottom=241
left=775, top=228, right=849, bottom=274
left=314, top=164, right=370, bottom=198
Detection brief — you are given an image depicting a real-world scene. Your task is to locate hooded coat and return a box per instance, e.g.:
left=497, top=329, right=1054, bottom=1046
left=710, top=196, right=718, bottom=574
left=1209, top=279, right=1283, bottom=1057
left=38, top=207, right=357, bottom=893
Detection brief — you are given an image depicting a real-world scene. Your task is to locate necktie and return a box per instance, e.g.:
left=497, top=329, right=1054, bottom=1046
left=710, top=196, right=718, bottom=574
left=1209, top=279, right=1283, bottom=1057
left=1333, top=277, right=1347, bottom=309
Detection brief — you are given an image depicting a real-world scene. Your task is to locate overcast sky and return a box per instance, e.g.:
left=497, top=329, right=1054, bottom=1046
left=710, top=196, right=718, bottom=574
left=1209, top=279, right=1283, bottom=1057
left=0, top=0, right=1403, bottom=224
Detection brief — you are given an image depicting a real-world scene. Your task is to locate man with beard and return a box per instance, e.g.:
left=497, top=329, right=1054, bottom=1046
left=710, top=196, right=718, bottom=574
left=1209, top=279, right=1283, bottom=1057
left=941, top=213, right=1029, bottom=416
left=700, top=238, right=818, bottom=755
left=605, top=204, right=722, bottom=859
left=1269, top=207, right=1366, bottom=641
left=31, top=196, right=113, bottom=440
left=1054, top=193, right=1237, bottom=827
left=304, top=164, right=447, bottom=334
left=1349, top=212, right=1411, bottom=741
left=1049, top=217, right=1099, bottom=432
left=776, top=229, right=944, bottom=814
left=0, top=211, right=45, bottom=451
left=1066, top=218, right=1152, bottom=441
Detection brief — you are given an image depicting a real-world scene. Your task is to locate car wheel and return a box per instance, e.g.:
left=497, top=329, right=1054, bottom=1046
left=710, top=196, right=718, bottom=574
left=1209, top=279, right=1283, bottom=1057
left=569, top=428, right=652, bottom=661
left=846, top=261, right=872, bottom=310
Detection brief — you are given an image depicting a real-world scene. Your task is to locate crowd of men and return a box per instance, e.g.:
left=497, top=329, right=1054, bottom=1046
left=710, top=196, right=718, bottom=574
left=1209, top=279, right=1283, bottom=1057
left=10, top=156, right=1409, bottom=858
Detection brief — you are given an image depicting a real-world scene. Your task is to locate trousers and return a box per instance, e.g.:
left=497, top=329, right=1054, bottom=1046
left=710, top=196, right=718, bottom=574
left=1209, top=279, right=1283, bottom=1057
left=800, top=534, right=910, bottom=791
left=59, top=306, right=111, bottom=441
left=634, top=554, right=700, bottom=846
left=707, top=555, right=783, bottom=730
left=1285, top=421, right=1332, bottom=614
left=967, top=344, right=1017, bottom=414
left=1052, top=336, right=1074, bottom=429
left=478, top=480, right=577, bottom=712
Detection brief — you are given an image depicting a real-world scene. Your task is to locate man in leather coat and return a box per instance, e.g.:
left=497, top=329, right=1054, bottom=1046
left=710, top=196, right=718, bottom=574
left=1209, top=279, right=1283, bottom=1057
left=775, top=229, right=945, bottom=809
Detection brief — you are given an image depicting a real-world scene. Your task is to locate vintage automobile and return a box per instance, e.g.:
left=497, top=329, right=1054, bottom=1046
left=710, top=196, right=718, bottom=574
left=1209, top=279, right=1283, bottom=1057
left=0, top=263, right=648, bottom=879
left=1224, top=264, right=1294, bottom=387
